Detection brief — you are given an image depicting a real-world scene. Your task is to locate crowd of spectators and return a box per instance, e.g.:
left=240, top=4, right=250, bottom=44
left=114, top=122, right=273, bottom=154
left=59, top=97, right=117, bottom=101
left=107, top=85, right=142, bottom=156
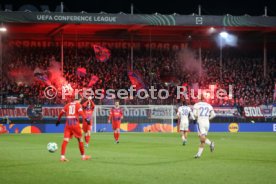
left=1, top=45, right=275, bottom=107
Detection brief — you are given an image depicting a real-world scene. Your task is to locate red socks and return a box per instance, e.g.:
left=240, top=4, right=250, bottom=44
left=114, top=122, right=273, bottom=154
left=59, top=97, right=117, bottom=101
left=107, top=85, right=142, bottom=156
left=113, top=132, right=120, bottom=141
left=85, top=135, right=91, bottom=144
left=61, top=140, right=85, bottom=156
left=114, top=132, right=117, bottom=140
left=78, top=141, right=85, bottom=155
left=61, top=140, right=68, bottom=155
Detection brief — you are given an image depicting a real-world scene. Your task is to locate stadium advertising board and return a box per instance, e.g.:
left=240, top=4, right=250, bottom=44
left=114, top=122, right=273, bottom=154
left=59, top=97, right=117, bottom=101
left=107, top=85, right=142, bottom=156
left=228, top=123, right=239, bottom=133
left=96, top=105, right=148, bottom=117
left=244, top=106, right=275, bottom=118
left=1, top=105, right=276, bottom=120
left=149, top=106, right=176, bottom=119
left=244, top=107, right=263, bottom=117
left=1, top=122, right=275, bottom=134
left=213, top=107, right=238, bottom=117
left=0, top=105, right=63, bottom=120
left=1, top=105, right=275, bottom=133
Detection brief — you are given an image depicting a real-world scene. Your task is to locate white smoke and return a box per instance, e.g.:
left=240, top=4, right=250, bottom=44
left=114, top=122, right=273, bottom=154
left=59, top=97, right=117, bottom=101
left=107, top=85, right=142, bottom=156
left=177, top=48, right=203, bottom=76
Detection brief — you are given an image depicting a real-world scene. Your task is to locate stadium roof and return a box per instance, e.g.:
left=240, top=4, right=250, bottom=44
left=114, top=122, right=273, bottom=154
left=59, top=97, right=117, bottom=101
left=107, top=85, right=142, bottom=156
left=1, top=12, right=276, bottom=42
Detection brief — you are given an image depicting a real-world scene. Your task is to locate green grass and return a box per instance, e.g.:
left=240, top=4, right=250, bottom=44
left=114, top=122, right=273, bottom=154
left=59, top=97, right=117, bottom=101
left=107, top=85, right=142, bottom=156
left=0, top=133, right=276, bottom=184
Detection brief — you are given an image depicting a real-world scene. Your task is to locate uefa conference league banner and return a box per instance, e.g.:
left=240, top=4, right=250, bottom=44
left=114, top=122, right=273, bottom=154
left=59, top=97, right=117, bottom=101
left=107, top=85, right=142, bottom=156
left=1, top=12, right=276, bottom=27
left=0, top=105, right=276, bottom=122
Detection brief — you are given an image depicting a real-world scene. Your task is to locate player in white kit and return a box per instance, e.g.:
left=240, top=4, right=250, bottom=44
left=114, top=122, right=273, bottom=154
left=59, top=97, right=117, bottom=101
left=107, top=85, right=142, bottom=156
left=193, top=97, right=216, bottom=158
left=177, top=101, right=195, bottom=145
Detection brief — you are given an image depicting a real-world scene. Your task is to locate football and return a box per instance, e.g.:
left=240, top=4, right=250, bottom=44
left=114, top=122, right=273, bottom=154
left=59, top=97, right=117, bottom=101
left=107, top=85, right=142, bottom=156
left=47, top=142, right=58, bottom=153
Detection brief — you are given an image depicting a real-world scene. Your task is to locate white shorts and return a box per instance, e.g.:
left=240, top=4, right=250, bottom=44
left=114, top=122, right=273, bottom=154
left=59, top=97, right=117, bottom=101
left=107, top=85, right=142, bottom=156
left=197, top=122, right=209, bottom=136
left=179, top=121, right=189, bottom=131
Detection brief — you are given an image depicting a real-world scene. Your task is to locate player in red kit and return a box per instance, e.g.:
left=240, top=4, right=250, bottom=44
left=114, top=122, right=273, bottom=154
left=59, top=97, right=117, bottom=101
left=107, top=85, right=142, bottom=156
left=81, top=96, right=95, bottom=147
left=108, top=101, right=123, bottom=143
left=56, top=96, right=91, bottom=162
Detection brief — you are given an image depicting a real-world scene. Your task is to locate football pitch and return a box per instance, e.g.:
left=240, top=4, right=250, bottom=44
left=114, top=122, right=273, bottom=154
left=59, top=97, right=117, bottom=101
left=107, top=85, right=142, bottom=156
left=0, top=132, right=276, bottom=184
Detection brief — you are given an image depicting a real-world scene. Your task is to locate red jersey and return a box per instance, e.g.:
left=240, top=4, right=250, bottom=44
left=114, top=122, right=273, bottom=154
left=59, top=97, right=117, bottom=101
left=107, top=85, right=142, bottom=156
left=61, top=102, right=84, bottom=126
left=108, top=107, right=123, bottom=123
left=81, top=99, right=95, bottom=132
left=82, top=99, right=95, bottom=117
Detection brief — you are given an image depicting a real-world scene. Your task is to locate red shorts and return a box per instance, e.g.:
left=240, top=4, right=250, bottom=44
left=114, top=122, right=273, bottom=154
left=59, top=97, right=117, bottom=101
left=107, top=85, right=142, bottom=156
left=82, top=121, right=92, bottom=132
left=112, top=122, right=121, bottom=130
left=64, top=125, right=82, bottom=139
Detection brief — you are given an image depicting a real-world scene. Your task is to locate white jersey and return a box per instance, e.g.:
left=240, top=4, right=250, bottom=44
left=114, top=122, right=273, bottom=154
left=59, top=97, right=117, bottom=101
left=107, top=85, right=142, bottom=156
left=177, top=106, right=195, bottom=123
left=193, top=102, right=216, bottom=124
left=193, top=101, right=215, bottom=136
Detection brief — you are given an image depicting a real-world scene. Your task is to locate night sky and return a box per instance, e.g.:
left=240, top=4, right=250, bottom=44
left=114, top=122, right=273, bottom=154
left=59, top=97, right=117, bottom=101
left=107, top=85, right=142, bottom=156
left=0, top=0, right=275, bottom=16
